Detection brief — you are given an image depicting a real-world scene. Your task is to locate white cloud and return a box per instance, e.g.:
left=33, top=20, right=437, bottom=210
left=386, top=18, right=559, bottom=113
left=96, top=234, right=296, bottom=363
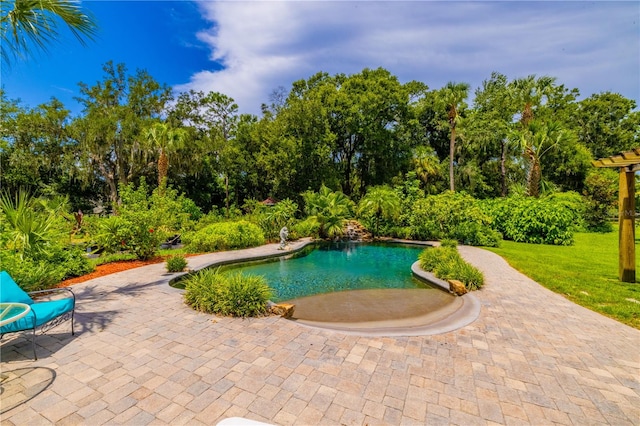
left=176, top=1, right=639, bottom=114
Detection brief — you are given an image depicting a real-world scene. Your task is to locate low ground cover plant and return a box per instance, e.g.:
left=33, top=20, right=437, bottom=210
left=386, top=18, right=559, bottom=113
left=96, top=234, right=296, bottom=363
left=183, top=269, right=273, bottom=317
left=419, top=239, right=484, bottom=290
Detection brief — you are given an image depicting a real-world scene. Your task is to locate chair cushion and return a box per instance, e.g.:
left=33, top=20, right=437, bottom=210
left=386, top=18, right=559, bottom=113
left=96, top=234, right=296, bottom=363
left=0, top=271, right=34, bottom=305
left=0, top=298, right=74, bottom=334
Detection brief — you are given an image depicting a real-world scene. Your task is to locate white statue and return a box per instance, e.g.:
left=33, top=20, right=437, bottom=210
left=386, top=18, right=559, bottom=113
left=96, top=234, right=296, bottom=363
left=278, top=226, right=289, bottom=250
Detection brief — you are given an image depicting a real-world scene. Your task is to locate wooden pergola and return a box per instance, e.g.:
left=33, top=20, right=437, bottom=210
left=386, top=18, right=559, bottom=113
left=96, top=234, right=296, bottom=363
left=592, top=148, right=639, bottom=283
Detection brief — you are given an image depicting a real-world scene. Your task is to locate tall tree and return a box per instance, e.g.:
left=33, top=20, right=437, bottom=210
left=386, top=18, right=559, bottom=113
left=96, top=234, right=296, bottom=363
left=437, top=82, right=469, bottom=192
left=171, top=90, right=239, bottom=215
left=576, top=92, right=639, bottom=159
left=468, top=72, right=519, bottom=196
left=1, top=0, right=97, bottom=64
left=73, top=61, right=171, bottom=204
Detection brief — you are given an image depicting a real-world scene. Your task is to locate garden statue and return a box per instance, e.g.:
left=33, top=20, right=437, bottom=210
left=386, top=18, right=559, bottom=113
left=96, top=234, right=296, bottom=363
left=278, top=226, right=289, bottom=250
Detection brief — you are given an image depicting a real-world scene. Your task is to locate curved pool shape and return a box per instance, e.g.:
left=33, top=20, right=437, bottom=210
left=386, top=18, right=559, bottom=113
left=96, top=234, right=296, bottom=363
left=225, top=242, right=427, bottom=301
left=223, top=242, right=479, bottom=335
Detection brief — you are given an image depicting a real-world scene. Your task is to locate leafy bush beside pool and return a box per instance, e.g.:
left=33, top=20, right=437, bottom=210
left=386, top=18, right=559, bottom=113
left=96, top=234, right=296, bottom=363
left=182, top=220, right=265, bottom=253
left=183, top=269, right=273, bottom=317
left=419, top=241, right=484, bottom=291
left=481, top=196, right=576, bottom=245
left=409, top=191, right=501, bottom=247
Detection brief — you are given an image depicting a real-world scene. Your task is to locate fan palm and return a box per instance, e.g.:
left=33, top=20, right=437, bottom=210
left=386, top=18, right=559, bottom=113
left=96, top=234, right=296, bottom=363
left=1, top=0, right=97, bottom=65
left=302, top=185, right=353, bottom=239
left=144, top=122, right=186, bottom=187
left=357, top=186, right=401, bottom=238
left=513, top=120, right=568, bottom=197
left=509, top=75, right=555, bottom=128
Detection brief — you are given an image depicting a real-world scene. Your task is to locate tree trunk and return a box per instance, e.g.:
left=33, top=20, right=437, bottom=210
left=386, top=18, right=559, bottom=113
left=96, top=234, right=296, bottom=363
left=449, top=126, right=456, bottom=192
left=500, top=140, right=507, bottom=197
left=158, top=150, right=168, bottom=187
left=526, top=147, right=541, bottom=197
left=225, top=174, right=230, bottom=218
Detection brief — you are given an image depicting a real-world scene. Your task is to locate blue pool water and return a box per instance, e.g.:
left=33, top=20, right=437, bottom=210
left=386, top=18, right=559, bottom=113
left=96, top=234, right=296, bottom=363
left=223, top=242, right=428, bottom=302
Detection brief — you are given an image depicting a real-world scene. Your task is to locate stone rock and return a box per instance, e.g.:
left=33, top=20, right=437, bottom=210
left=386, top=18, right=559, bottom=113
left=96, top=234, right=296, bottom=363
left=270, top=303, right=295, bottom=319
left=448, top=279, right=467, bottom=296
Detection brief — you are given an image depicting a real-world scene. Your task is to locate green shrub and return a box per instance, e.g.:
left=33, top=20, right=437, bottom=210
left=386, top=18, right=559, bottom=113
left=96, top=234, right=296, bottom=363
left=440, top=238, right=458, bottom=249
left=482, top=196, right=576, bottom=245
left=408, top=191, right=501, bottom=247
left=546, top=191, right=586, bottom=231
left=257, top=199, right=298, bottom=241
left=183, top=269, right=273, bottom=317
left=290, top=217, right=320, bottom=239
left=419, top=246, right=484, bottom=291
left=0, top=251, right=65, bottom=291
left=182, top=220, right=265, bottom=253
left=52, top=247, right=95, bottom=279
left=88, top=178, right=204, bottom=260
left=166, top=254, right=188, bottom=272
left=583, top=170, right=617, bottom=232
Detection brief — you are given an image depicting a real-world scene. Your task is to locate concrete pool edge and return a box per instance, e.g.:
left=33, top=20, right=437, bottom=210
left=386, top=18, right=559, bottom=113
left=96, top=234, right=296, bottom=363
left=281, top=260, right=481, bottom=337
left=171, top=239, right=481, bottom=337
left=287, top=292, right=481, bottom=337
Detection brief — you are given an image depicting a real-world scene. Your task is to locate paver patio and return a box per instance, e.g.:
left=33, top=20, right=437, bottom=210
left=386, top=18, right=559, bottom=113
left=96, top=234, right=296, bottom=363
left=1, top=241, right=638, bottom=425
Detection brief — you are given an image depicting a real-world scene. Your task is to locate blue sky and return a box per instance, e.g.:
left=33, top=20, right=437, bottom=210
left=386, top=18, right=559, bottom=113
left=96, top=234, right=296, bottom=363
left=2, top=1, right=639, bottom=117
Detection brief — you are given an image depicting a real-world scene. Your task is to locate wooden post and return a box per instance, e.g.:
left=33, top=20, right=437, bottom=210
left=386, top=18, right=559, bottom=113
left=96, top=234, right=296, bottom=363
left=618, top=168, right=636, bottom=283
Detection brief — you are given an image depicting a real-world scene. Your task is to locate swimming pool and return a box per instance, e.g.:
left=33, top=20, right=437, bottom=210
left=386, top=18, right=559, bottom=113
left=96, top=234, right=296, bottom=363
left=222, top=242, right=430, bottom=302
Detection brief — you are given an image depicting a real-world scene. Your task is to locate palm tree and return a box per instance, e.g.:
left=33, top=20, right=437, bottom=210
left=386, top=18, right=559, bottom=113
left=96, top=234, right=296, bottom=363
left=1, top=0, right=97, bottom=65
left=0, top=189, right=59, bottom=258
left=357, top=186, right=401, bottom=238
left=514, top=120, right=569, bottom=197
left=412, top=146, right=441, bottom=191
left=144, top=122, right=185, bottom=187
left=302, top=185, right=354, bottom=239
left=509, top=75, right=556, bottom=128
left=438, top=82, right=470, bottom=192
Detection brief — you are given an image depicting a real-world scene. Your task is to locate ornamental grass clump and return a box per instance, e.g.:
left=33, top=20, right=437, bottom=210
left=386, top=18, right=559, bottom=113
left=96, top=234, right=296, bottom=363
left=183, top=269, right=273, bottom=317
left=419, top=241, right=484, bottom=291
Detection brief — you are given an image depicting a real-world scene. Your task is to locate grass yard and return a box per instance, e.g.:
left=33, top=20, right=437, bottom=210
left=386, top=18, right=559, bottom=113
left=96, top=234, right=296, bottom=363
left=486, top=230, right=640, bottom=329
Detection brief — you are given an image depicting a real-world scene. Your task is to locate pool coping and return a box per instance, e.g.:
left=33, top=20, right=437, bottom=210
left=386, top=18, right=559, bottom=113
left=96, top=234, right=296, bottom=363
left=174, top=239, right=480, bottom=337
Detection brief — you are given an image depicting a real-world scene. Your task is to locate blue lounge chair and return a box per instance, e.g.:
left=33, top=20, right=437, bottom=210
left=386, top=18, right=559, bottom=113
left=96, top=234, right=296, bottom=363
left=0, top=271, right=75, bottom=360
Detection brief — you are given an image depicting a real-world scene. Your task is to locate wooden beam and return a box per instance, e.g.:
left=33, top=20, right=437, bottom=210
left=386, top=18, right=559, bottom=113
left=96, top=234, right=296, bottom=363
left=618, top=169, right=636, bottom=283
left=592, top=148, right=640, bottom=168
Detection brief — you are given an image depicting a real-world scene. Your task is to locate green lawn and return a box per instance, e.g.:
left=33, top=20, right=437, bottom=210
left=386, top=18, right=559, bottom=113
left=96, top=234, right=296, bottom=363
left=486, top=230, right=640, bottom=329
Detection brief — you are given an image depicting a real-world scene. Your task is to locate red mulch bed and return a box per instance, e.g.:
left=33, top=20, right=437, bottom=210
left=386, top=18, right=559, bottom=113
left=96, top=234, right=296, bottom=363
left=57, top=258, right=165, bottom=287
left=57, top=253, right=202, bottom=287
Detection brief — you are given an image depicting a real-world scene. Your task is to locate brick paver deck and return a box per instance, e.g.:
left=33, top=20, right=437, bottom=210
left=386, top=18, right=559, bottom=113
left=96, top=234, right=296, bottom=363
left=1, top=241, right=638, bottom=425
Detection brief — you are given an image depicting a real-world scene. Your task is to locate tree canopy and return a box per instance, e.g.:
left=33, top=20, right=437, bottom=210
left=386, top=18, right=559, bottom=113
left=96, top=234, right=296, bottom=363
left=1, top=64, right=638, bottom=213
